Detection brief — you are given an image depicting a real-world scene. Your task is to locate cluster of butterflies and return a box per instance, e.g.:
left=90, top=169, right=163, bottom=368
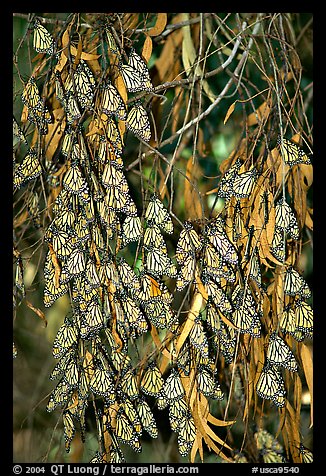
left=30, top=17, right=152, bottom=142
left=13, top=17, right=313, bottom=463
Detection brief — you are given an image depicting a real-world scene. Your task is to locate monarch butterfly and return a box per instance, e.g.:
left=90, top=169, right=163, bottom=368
left=277, top=136, right=311, bottom=167
left=143, top=298, right=175, bottom=329
left=116, top=257, right=141, bottom=293
left=96, top=135, right=124, bottom=167
left=144, top=222, right=167, bottom=251
left=105, top=186, right=136, bottom=216
left=261, top=449, right=286, bottom=463
left=62, top=356, right=79, bottom=388
left=96, top=200, right=117, bottom=236
left=205, top=301, right=221, bottom=334
left=89, top=368, right=115, bottom=398
left=13, top=117, right=28, bottom=146
left=146, top=247, right=177, bottom=278
left=231, top=285, right=261, bottom=337
left=65, top=92, right=82, bottom=124
left=46, top=378, right=72, bottom=412
left=121, top=399, right=142, bottom=435
left=13, top=342, right=18, bottom=359
left=120, top=216, right=142, bottom=247
left=156, top=392, right=169, bottom=410
left=176, top=252, right=197, bottom=291
left=14, top=148, right=42, bottom=189
left=163, top=369, right=185, bottom=402
left=119, top=62, right=145, bottom=93
left=63, top=410, right=76, bottom=453
left=275, top=198, right=300, bottom=240
left=65, top=248, right=86, bottom=277
left=196, top=366, right=216, bottom=398
left=65, top=61, right=95, bottom=108
left=80, top=300, right=106, bottom=339
left=205, top=221, right=238, bottom=265
left=140, top=362, right=164, bottom=397
left=137, top=399, right=158, bottom=438
left=232, top=201, right=244, bottom=242
left=283, top=266, right=311, bottom=299
left=217, top=158, right=243, bottom=200
left=72, top=215, right=91, bottom=245
left=52, top=320, right=79, bottom=359
left=101, top=161, right=128, bottom=190
left=21, top=77, right=43, bottom=112
left=216, top=321, right=237, bottom=363
left=101, top=82, right=127, bottom=120
left=115, top=407, right=142, bottom=452
left=254, top=428, right=283, bottom=453
left=201, top=275, right=233, bottom=314
left=49, top=348, right=75, bottom=380
left=32, top=18, right=54, bottom=55
left=110, top=349, right=132, bottom=374
left=126, top=101, right=151, bottom=142
left=256, top=365, right=286, bottom=407
left=247, top=247, right=262, bottom=288
left=44, top=268, right=69, bottom=308
left=231, top=167, right=258, bottom=198
left=168, top=398, right=188, bottom=432
left=120, top=369, right=140, bottom=400
left=50, top=227, right=75, bottom=258
left=293, top=300, right=313, bottom=339
left=119, top=51, right=153, bottom=93
left=270, top=227, right=287, bottom=263
left=105, top=27, right=120, bottom=55
left=63, top=164, right=88, bottom=196
left=139, top=273, right=173, bottom=304
left=266, top=332, right=298, bottom=372
left=176, top=221, right=202, bottom=264
left=52, top=207, right=76, bottom=231
left=128, top=50, right=154, bottom=92
left=145, top=194, right=173, bottom=234
left=103, top=117, right=124, bottom=156
left=280, top=304, right=297, bottom=336
left=177, top=415, right=196, bottom=457
left=188, top=317, right=209, bottom=358
left=298, top=444, right=313, bottom=463
left=121, top=296, right=148, bottom=335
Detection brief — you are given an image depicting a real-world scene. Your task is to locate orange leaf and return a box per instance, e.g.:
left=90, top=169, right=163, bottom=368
left=247, top=100, right=272, bottom=126
left=148, top=13, right=167, bottom=36
left=142, top=35, right=153, bottom=63
left=175, top=293, right=203, bottom=355
left=184, top=156, right=203, bottom=220
left=223, top=101, right=237, bottom=124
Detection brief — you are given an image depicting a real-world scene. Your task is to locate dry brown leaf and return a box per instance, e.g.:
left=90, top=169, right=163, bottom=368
left=184, top=156, right=203, bottom=220
left=300, top=343, right=313, bottom=427
left=223, top=101, right=237, bottom=125
left=122, top=13, right=139, bottom=32
left=247, top=99, right=272, bottom=126
left=175, top=292, right=203, bottom=355
left=148, top=13, right=168, bottom=36
left=155, top=13, right=184, bottom=83
left=305, top=208, right=313, bottom=230
left=142, top=35, right=153, bottom=63
left=284, top=401, right=302, bottom=463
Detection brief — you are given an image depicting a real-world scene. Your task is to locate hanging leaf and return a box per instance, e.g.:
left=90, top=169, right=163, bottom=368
left=184, top=156, right=203, bottom=220
left=148, top=13, right=167, bottom=36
